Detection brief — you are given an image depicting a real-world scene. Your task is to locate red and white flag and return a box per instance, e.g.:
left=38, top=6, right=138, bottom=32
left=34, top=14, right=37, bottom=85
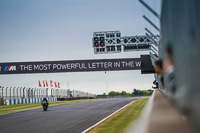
left=43, top=80, right=45, bottom=87
left=58, top=82, right=60, bottom=88
left=54, top=82, right=57, bottom=88
left=50, top=80, right=53, bottom=87
left=46, top=80, right=48, bottom=87
left=38, top=80, right=42, bottom=87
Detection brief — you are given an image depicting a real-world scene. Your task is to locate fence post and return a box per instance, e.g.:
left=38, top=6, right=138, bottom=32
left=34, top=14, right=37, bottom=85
left=16, top=87, right=19, bottom=99
left=0, top=86, right=2, bottom=99
left=38, top=88, right=39, bottom=98
left=25, top=88, right=27, bottom=99
left=29, top=88, right=31, bottom=98
left=43, top=88, right=45, bottom=98
left=20, top=87, right=22, bottom=98
left=41, top=88, right=42, bottom=98
left=31, top=88, right=33, bottom=98
left=44, top=88, right=45, bottom=98
left=56, top=89, right=58, bottom=98
left=13, top=87, right=16, bottom=99
left=6, top=87, right=8, bottom=100
left=35, top=88, right=37, bottom=98
left=1, top=86, right=3, bottom=99
left=34, top=88, right=36, bottom=98
left=39, top=88, right=41, bottom=98
left=26, top=88, right=28, bottom=98
left=37, top=88, right=39, bottom=98
left=10, top=87, right=12, bottom=99
left=26, top=87, right=29, bottom=98
left=23, top=87, right=25, bottom=99
left=2, top=87, right=4, bottom=99
left=0, top=86, right=1, bottom=99
left=27, top=88, right=29, bottom=98
left=41, top=88, right=43, bottom=98
left=46, top=88, right=48, bottom=97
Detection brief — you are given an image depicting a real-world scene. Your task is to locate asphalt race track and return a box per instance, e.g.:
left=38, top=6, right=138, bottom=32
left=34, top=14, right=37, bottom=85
left=0, top=97, right=144, bottom=133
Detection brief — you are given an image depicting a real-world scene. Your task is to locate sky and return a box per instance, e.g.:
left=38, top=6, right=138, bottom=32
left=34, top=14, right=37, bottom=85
left=0, top=0, right=161, bottom=95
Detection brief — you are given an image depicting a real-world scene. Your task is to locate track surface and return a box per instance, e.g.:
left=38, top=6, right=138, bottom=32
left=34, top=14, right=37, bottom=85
left=0, top=97, right=143, bottom=133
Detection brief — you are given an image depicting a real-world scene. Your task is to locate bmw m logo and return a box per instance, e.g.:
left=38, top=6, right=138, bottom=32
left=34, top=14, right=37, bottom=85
left=4, top=66, right=16, bottom=71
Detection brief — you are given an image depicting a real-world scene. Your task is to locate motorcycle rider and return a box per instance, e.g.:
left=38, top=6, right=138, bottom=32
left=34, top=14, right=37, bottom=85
left=42, top=97, right=49, bottom=108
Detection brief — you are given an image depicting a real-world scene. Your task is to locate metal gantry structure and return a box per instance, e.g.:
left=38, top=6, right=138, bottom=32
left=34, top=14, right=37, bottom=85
left=93, top=31, right=159, bottom=66
left=92, top=0, right=160, bottom=68
left=93, top=31, right=159, bottom=54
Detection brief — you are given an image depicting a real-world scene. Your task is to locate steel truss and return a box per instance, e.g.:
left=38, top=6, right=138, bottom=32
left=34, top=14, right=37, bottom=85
left=94, top=35, right=159, bottom=54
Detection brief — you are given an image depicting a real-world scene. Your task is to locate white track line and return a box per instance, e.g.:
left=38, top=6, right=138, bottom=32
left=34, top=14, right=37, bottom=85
left=81, top=99, right=138, bottom=133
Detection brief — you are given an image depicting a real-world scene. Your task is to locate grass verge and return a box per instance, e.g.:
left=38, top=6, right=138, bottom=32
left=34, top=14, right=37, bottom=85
left=88, top=98, right=148, bottom=133
left=0, top=99, right=100, bottom=115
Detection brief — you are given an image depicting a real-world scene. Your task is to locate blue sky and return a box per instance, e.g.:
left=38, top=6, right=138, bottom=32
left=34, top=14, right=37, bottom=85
left=0, top=0, right=161, bottom=94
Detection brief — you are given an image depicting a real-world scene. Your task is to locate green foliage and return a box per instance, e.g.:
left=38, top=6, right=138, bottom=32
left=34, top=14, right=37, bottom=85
left=108, top=91, right=128, bottom=96
left=116, top=92, right=120, bottom=96
left=108, top=89, right=153, bottom=96
left=108, top=91, right=117, bottom=96
left=108, top=91, right=119, bottom=96
left=132, top=89, right=153, bottom=96
left=133, top=89, right=139, bottom=95
left=126, top=93, right=131, bottom=96
left=121, top=91, right=127, bottom=95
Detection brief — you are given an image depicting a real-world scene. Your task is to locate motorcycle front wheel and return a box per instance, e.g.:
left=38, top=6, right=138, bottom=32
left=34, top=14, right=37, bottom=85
left=43, top=106, right=47, bottom=111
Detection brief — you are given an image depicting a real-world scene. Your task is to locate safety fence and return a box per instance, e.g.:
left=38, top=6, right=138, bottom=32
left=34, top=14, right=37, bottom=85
left=0, top=86, right=96, bottom=105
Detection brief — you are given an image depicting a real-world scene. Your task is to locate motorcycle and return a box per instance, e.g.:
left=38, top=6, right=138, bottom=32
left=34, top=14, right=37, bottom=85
left=41, top=100, right=48, bottom=111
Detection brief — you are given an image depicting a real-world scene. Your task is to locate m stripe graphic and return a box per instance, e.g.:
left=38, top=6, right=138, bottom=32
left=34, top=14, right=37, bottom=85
left=4, top=66, right=16, bottom=71
left=4, top=66, right=9, bottom=71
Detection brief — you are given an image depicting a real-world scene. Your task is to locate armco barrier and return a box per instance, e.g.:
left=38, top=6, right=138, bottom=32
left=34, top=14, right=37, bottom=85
left=5, top=97, right=57, bottom=105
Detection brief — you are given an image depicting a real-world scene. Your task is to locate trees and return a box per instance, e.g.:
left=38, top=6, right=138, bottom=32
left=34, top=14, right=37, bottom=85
left=116, top=92, right=120, bottom=96
left=108, top=91, right=127, bottom=96
left=108, top=91, right=117, bottom=96
left=147, top=89, right=154, bottom=95
left=121, top=91, right=127, bottom=95
left=132, top=89, right=153, bottom=96
left=108, top=89, right=153, bottom=96
left=133, top=89, right=139, bottom=96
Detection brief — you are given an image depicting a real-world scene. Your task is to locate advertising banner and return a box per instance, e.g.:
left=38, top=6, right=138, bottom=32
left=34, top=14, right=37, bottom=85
left=0, top=58, right=141, bottom=75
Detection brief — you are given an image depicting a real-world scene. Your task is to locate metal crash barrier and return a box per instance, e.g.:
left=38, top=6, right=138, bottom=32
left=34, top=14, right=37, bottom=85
left=0, top=86, right=95, bottom=105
